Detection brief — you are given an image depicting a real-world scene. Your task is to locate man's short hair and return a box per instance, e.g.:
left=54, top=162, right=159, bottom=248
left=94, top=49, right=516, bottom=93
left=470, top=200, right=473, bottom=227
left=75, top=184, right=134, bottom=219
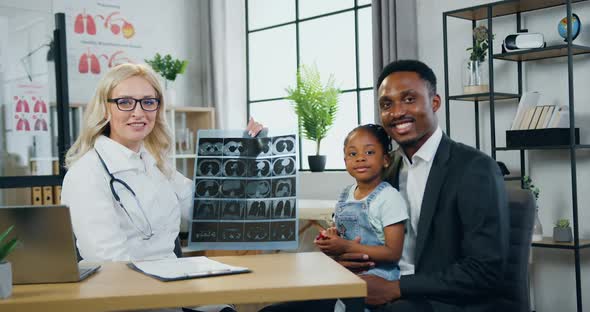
left=377, top=60, right=437, bottom=96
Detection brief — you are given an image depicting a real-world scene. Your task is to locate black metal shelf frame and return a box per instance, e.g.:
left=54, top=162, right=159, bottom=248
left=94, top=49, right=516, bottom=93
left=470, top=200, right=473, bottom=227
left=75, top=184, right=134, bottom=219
left=443, top=1, right=586, bottom=311
left=0, top=13, right=70, bottom=189
left=245, top=1, right=372, bottom=171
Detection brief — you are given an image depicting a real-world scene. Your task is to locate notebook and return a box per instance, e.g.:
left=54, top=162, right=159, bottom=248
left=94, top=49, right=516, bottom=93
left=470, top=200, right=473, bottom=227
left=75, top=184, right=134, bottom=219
left=0, top=205, right=101, bottom=284
left=128, top=256, right=251, bottom=281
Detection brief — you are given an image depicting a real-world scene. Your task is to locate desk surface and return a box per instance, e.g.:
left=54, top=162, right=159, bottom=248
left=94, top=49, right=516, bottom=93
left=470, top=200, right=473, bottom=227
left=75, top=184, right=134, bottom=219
left=1, top=252, right=366, bottom=312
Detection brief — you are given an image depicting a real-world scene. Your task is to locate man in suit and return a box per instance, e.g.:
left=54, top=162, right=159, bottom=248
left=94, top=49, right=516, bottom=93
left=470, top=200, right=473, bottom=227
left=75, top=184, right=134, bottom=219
left=260, top=60, right=509, bottom=312
left=347, top=59, right=509, bottom=311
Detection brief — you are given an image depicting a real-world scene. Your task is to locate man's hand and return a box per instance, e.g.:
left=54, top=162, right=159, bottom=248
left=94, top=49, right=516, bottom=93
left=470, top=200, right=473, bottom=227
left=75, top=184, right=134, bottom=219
left=328, top=236, right=375, bottom=273
left=360, top=275, right=401, bottom=306
left=314, top=229, right=351, bottom=255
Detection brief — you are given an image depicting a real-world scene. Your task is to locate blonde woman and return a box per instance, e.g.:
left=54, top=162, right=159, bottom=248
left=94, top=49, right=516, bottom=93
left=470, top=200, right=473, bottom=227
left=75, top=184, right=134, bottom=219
left=62, top=64, right=262, bottom=263
left=62, top=63, right=192, bottom=263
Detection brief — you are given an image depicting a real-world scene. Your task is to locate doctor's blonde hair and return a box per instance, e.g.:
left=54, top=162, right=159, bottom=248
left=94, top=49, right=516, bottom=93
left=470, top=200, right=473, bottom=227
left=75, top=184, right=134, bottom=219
left=65, top=63, right=173, bottom=176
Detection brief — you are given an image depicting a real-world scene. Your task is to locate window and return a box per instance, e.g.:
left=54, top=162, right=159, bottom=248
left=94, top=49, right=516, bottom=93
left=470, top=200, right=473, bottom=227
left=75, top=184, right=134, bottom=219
left=246, top=0, right=373, bottom=170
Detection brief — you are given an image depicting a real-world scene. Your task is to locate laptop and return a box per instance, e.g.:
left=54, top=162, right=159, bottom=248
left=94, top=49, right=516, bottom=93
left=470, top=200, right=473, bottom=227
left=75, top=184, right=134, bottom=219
left=0, top=205, right=100, bottom=284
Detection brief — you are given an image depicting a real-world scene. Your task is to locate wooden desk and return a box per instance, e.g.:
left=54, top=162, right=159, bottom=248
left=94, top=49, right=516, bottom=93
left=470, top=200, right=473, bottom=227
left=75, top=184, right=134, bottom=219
left=1, top=252, right=366, bottom=312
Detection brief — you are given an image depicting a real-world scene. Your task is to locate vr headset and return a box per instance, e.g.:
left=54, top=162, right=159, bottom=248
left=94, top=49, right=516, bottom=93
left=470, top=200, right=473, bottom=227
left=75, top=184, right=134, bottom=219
left=502, top=32, right=546, bottom=52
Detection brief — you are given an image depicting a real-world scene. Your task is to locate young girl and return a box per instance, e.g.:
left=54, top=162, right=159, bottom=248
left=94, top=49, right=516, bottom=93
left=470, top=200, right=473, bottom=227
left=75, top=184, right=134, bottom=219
left=315, top=124, right=407, bottom=282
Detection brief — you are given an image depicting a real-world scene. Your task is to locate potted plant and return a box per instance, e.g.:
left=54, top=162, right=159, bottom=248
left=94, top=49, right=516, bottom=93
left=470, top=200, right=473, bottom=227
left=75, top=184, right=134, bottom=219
left=1, top=225, right=19, bottom=299
left=553, top=218, right=573, bottom=243
left=286, top=65, right=340, bottom=172
left=523, top=175, right=543, bottom=242
left=463, top=25, right=494, bottom=94
left=145, top=53, right=188, bottom=106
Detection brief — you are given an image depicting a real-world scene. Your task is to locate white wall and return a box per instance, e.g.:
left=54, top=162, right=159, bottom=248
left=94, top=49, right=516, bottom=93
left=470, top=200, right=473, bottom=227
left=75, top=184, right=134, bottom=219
left=0, top=0, right=208, bottom=107
left=417, top=1, right=590, bottom=311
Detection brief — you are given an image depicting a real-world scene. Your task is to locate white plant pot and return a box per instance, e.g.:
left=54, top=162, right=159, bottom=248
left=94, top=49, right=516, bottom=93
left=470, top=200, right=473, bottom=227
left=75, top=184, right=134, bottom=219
left=0, top=261, right=12, bottom=299
left=165, top=88, right=176, bottom=107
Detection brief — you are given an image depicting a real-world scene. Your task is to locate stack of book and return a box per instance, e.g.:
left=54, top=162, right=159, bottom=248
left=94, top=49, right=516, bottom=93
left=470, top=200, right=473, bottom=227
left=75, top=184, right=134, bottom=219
left=507, top=92, right=578, bottom=147
left=510, top=92, right=569, bottom=130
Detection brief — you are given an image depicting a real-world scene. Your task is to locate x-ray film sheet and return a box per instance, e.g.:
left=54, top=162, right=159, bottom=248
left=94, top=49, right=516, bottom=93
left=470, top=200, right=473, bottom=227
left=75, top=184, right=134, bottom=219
left=188, top=129, right=298, bottom=250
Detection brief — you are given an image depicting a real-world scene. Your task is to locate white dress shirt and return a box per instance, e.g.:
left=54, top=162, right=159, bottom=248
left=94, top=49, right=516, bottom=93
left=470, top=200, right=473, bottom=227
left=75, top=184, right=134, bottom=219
left=62, top=135, right=193, bottom=262
left=398, top=127, right=443, bottom=275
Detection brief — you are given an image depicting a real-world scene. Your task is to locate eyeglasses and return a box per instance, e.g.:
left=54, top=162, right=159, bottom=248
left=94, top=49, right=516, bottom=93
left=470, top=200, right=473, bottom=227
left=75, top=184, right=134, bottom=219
left=107, top=97, right=161, bottom=111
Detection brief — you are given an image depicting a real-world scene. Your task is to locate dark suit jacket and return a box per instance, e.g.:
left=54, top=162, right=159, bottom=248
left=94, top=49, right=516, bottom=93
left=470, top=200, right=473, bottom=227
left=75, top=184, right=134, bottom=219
left=383, top=134, right=509, bottom=312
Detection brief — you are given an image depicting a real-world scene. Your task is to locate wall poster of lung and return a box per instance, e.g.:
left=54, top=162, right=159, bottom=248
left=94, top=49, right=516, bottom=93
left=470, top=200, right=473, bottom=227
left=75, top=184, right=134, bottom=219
left=188, top=129, right=298, bottom=250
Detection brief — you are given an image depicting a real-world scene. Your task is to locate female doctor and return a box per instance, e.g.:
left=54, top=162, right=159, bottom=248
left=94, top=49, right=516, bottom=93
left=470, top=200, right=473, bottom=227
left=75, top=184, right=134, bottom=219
left=62, top=63, right=191, bottom=261
left=61, top=63, right=260, bottom=311
left=63, top=62, right=262, bottom=260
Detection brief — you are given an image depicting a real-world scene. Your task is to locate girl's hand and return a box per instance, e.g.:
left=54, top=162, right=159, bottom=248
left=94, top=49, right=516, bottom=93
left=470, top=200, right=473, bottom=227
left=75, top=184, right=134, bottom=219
left=325, top=227, right=339, bottom=236
left=315, top=231, right=352, bottom=255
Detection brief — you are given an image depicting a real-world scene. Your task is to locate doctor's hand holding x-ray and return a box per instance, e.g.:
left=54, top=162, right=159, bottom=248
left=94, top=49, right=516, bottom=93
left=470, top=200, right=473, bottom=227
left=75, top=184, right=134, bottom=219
left=62, top=63, right=264, bottom=263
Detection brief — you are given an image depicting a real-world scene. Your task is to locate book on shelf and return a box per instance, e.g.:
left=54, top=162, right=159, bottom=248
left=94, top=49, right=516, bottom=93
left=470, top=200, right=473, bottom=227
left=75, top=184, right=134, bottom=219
left=536, top=106, right=555, bottom=129
left=527, top=106, right=544, bottom=129
left=511, top=91, right=540, bottom=130
left=547, top=105, right=570, bottom=128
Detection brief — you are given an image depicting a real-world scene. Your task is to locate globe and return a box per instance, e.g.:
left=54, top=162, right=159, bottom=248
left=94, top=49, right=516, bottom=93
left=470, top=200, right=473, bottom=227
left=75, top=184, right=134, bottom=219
left=558, top=13, right=581, bottom=42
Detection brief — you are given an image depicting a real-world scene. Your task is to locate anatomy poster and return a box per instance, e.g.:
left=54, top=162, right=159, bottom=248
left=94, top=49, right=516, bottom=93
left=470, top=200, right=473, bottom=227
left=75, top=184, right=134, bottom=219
left=11, top=82, right=50, bottom=133
left=189, top=130, right=299, bottom=250
left=60, top=0, right=151, bottom=104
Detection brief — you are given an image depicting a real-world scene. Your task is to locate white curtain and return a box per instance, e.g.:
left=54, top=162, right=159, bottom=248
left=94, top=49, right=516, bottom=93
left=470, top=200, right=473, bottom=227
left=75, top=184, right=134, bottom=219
left=204, top=0, right=248, bottom=130
left=372, top=0, right=418, bottom=121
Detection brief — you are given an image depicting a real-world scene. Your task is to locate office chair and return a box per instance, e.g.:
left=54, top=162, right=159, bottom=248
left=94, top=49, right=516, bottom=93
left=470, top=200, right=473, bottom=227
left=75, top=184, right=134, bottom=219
left=499, top=187, right=535, bottom=311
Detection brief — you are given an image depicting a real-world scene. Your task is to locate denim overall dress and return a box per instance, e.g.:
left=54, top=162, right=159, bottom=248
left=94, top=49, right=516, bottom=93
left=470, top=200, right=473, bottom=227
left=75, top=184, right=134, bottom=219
left=335, top=181, right=401, bottom=281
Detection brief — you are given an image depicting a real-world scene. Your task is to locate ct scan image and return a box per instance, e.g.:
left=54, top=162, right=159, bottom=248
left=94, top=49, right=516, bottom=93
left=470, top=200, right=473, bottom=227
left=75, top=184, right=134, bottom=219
left=219, top=222, right=244, bottom=242
left=193, top=200, right=220, bottom=220
left=245, top=179, right=272, bottom=198
left=272, top=199, right=296, bottom=219
left=272, top=156, right=296, bottom=176
left=272, top=135, right=296, bottom=155
left=223, top=159, right=249, bottom=177
left=245, top=222, right=270, bottom=241
left=220, top=200, right=245, bottom=220
left=197, top=159, right=222, bottom=177
left=223, top=138, right=247, bottom=156
left=195, top=179, right=220, bottom=198
left=198, top=138, right=224, bottom=156
left=272, top=177, right=296, bottom=197
left=191, top=222, right=218, bottom=242
left=246, top=200, right=271, bottom=220
left=221, top=179, right=245, bottom=198
left=251, top=159, right=271, bottom=177
left=271, top=221, right=296, bottom=241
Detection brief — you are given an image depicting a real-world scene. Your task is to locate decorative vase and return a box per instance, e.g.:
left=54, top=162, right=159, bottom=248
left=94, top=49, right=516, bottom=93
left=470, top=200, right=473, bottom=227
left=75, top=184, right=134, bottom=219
left=164, top=80, right=176, bottom=107
left=553, top=227, right=573, bottom=243
left=308, top=155, right=326, bottom=172
left=463, top=59, right=489, bottom=94
left=532, top=208, right=543, bottom=242
left=0, top=261, right=12, bottom=299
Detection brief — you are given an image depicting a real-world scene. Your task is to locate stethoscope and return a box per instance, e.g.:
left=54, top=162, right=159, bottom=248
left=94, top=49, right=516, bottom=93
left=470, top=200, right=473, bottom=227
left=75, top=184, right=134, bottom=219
left=95, top=149, right=154, bottom=240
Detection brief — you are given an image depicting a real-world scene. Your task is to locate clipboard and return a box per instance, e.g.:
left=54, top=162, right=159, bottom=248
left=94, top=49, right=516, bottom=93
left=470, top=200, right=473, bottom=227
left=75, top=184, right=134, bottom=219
left=127, top=256, right=251, bottom=282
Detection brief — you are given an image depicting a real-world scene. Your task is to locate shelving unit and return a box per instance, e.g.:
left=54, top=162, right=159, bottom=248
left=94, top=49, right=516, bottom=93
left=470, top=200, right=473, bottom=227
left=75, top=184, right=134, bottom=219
left=443, top=1, right=588, bottom=311
left=166, top=106, right=215, bottom=178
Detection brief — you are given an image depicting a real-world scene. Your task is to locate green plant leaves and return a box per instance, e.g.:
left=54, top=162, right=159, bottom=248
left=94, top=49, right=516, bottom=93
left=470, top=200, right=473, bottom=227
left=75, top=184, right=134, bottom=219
left=555, top=219, right=570, bottom=228
left=0, top=225, right=19, bottom=262
left=523, top=175, right=539, bottom=201
left=145, top=53, right=188, bottom=82
left=285, top=65, right=340, bottom=155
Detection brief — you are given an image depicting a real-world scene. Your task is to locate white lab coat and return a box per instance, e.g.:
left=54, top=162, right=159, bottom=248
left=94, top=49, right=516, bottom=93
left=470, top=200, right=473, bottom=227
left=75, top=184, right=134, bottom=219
left=62, top=135, right=193, bottom=262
